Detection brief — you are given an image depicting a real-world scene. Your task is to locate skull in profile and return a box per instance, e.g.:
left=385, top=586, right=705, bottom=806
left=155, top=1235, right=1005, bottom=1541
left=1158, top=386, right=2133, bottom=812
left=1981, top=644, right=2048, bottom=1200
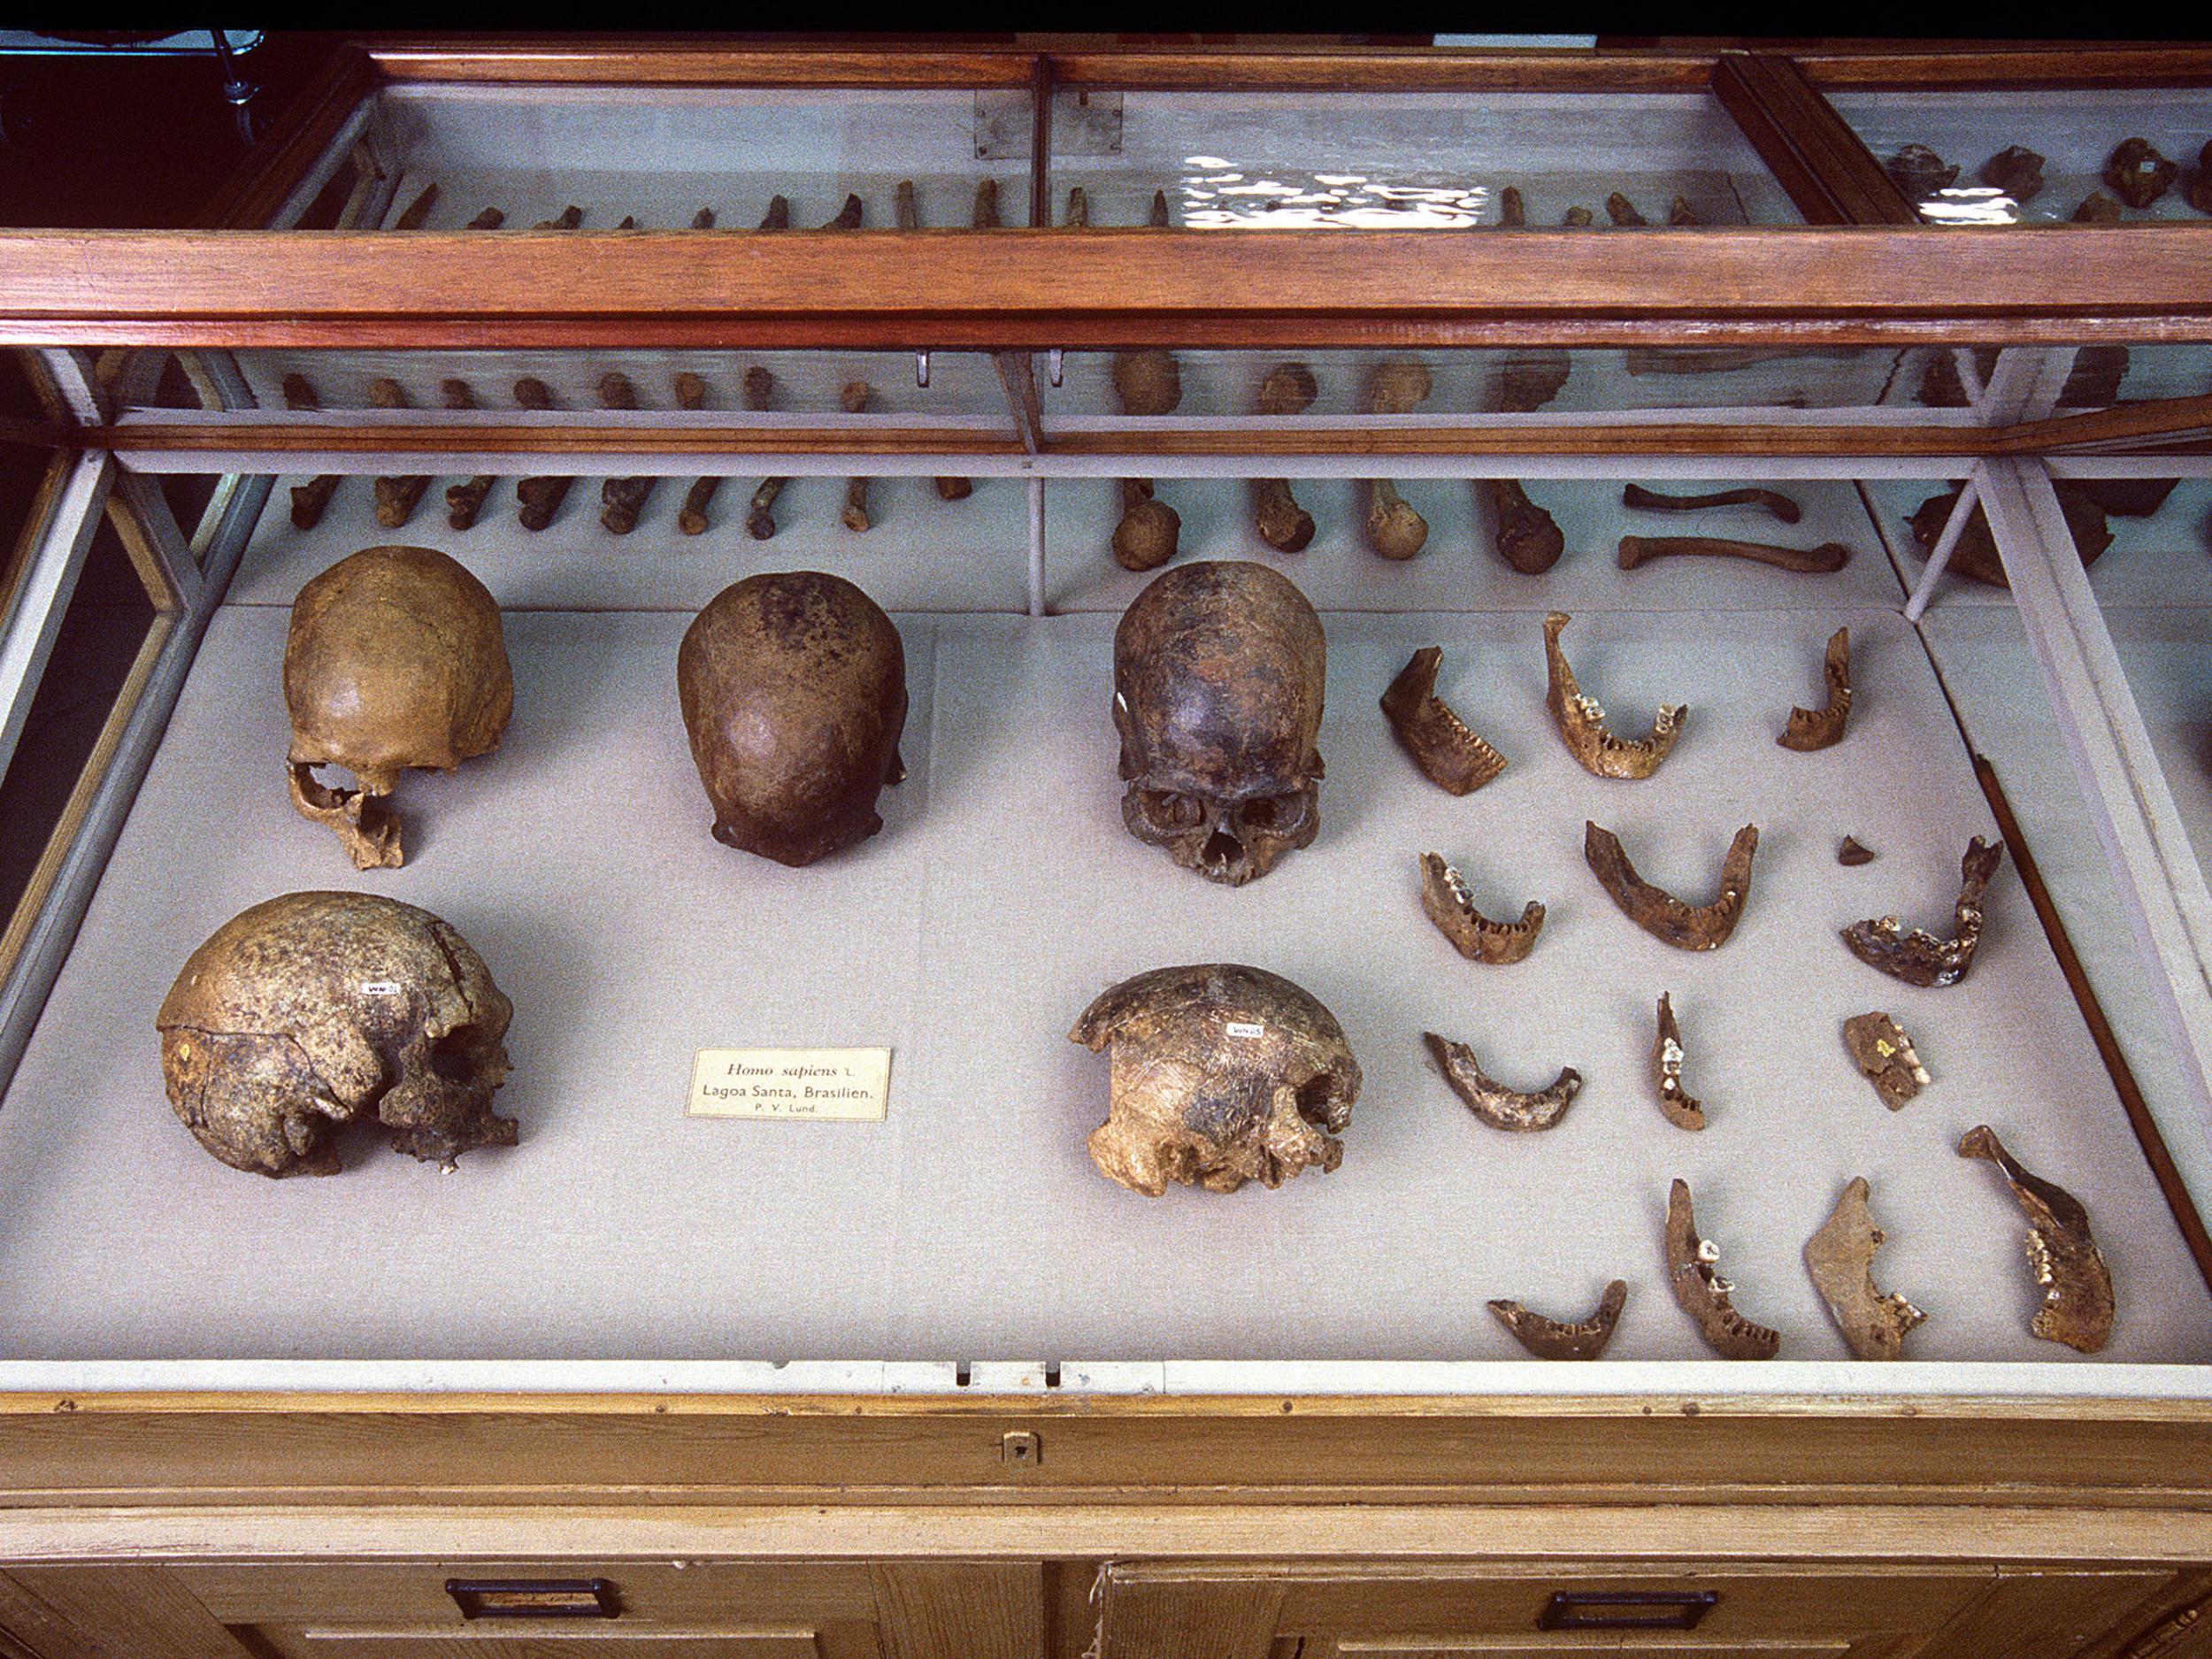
left=283, top=545, right=512, bottom=870
left=157, top=891, right=515, bottom=1177
left=1071, top=963, right=1361, bottom=1196
left=1113, top=560, right=1326, bottom=886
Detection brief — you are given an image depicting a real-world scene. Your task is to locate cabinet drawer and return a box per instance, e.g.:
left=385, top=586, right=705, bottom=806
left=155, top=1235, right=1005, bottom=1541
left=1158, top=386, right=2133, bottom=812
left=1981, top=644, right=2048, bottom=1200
left=174, top=1563, right=879, bottom=1627
left=265, top=1629, right=830, bottom=1659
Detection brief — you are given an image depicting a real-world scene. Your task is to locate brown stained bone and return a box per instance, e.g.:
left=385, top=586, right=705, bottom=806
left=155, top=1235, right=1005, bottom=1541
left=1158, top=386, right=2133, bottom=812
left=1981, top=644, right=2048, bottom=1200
left=1488, top=1280, right=1626, bottom=1360
left=1907, top=482, right=2113, bottom=588
left=1251, top=362, right=1317, bottom=552
left=1488, top=479, right=1563, bottom=573
left=465, top=207, right=505, bottom=229
left=1148, top=188, right=1171, bottom=227
left=1363, top=361, right=1432, bottom=560
left=1542, top=611, right=1686, bottom=780
left=972, top=178, right=1002, bottom=228
left=691, top=207, right=715, bottom=229
left=512, top=377, right=573, bottom=531
left=281, top=373, right=341, bottom=530
left=1886, top=142, right=1959, bottom=199
left=365, top=380, right=432, bottom=529
left=597, top=372, right=656, bottom=534
left=1113, top=479, right=1181, bottom=572
left=1113, top=349, right=1181, bottom=417
left=758, top=195, right=790, bottom=229
left=1804, top=1176, right=1926, bottom=1360
left=1071, top=964, right=1360, bottom=1196
left=1063, top=185, right=1089, bottom=226
left=157, top=892, right=515, bottom=1177
left=2073, top=476, right=2178, bottom=517
left=439, top=380, right=496, bottom=531
left=390, top=181, right=439, bottom=229
left=1778, top=626, right=1852, bottom=752
left=284, top=546, right=511, bottom=871
left=1585, top=821, right=1759, bottom=952
left=734, top=366, right=785, bottom=539
left=2192, top=143, right=2212, bottom=215
left=1668, top=195, right=1698, bottom=225
left=1958, top=1125, right=2115, bottom=1354
left=1382, top=648, right=1506, bottom=795
left=678, top=571, right=907, bottom=866
left=2105, top=137, right=2178, bottom=208
left=1622, top=483, right=1802, bottom=525
left=1842, top=1011, right=1929, bottom=1110
left=1494, top=350, right=1570, bottom=413
left=1423, top=1032, right=1582, bottom=1133
left=1838, top=836, right=1876, bottom=865
left=1605, top=191, right=1647, bottom=227
left=1418, top=854, right=1544, bottom=964
left=1562, top=204, right=1594, bottom=227
left=1979, top=145, right=2046, bottom=202
left=1617, top=535, right=1850, bottom=574
left=2073, top=190, right=2124, bottom=224
left=838, top=380, right=875, bottom=532
left=1650, top=991, right=1704, bottom=1130
left=673, top=371, right=721, bottom=535
left=1841, top=836, right=2004, bottom=987
left=1497, top=185, right=1525, bottom=226
left=895, top=179, right=918, bottom=229
left=532, top=205, right=583, bottom=229
left=934, top=475, right=974, bottom=502
left=1665, top=1178, right=1780, bottom=1359
left=821, top=192, right=864, bottom=229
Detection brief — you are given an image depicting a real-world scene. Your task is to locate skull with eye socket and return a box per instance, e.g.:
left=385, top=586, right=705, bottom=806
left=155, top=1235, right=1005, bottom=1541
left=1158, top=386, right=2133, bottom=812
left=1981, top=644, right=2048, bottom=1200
left=1113, top=560, right=1325, bottom=887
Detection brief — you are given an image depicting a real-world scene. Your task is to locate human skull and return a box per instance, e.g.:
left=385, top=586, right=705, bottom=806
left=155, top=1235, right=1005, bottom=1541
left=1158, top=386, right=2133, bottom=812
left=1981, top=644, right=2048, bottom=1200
left=283, top=545, right=512, bottom=870
left=1071, top=963, right=1361, bottom=1195
left=677, top=571, right=907, bottom=866
left=157, top=891, right=515, bottom=1177
left=1113, top=560, right=1325, bottom=886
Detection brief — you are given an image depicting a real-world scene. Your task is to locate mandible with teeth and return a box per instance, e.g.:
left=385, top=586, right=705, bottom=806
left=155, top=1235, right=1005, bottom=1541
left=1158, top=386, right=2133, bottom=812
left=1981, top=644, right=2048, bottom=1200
left=1113, top=560, right=1326, bottom=886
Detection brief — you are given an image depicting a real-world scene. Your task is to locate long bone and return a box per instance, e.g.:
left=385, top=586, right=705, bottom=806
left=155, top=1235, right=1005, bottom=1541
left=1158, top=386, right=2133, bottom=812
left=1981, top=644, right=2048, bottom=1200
left=1959, top=1125, right=2113, bottom=1353
left=367, top=379, right=431, bottom=528
left=1251, top=363, right=1317, bottom=552
left=440, top=379, right=495, bottom=530
left=1542, top=611, right=1686, bottom=780
left=1363, top=361, right=1431, bottom=560
left=1778, top=626, right=1852, bottom=751
left=390, top=181, right=439, bottom=229
left=281, top=373, right=341, bottom=531
left=597, top=372, right=655, bottom=534
left=513, top=376, right=572, bottom=531
left=839, top=381, right=875, bottom=531
left=738, top=366, right=785, bottom=540
left=673, top=372, right=719, bottom=534
left=1623, top=483, right=1802, bottom=523
left=1497, top=185, right=1525, bottom=226
left=1585, top=820, right=1760, bottom=951
left=1665, top=1179, right=1780, bottom=1359
left=1487, top=478, right=1563, bottom=573
left=1617, top=535, right=1850, bottom=574
left=1423, top=1032, right=1581, bottom=1132
left=1487, top=1280, right=1626, bottom=1360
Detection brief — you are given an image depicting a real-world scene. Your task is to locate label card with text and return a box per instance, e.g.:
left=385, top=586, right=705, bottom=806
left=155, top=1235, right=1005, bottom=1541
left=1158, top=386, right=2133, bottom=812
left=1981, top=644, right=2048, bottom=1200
left=687, top=1048, right=891, bottom=1122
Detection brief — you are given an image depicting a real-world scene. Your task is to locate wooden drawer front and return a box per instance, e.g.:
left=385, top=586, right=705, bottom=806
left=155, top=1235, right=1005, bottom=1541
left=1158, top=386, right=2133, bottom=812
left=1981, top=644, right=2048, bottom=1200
left=1340, top=1644, right=1847, bottom=1659
left=264, top=1630, right=832, bottom=1659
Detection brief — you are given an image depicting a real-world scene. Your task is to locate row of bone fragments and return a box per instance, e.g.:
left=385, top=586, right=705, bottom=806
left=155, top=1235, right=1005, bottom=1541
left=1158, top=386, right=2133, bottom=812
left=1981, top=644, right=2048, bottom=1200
left=1886, top=134, right=2212, bottom=219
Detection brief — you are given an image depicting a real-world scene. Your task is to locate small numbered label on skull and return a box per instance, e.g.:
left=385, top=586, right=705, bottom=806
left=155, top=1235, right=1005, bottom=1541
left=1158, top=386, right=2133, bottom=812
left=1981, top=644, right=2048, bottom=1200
left=687, top=1047, right=892, bottom=1121
left=1225, top=1021, right=1266, bottom=1039
left=359, top=980, right=404, bottom=995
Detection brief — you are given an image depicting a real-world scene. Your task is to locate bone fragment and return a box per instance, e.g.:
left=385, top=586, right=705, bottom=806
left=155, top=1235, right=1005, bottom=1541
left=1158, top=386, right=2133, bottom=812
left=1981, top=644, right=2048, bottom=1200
left=1585, top=820, right=1760, bottom=951
left=1148, top=189, right=1171, bottom=227
left=465, top=207, right=505, bottom=229
left=2105, top=136, right=2177, bottom=208
left=838, top=380, right=874, bottom=532
left=532, top=205, right=582, bottom=229
left=1418, top=854, right=1543, bottom=964
left=1563, top=205, right=1594, bottom=227
left=2073, top=190, right=2123, bottom=224
left=1488, top=1280, right=1626, bottom=1360
left=1886, top=143, right=1958, bottom=198
left=440, top=379, right=496, bottom=530
left=1493, top=351, right=1570, bottom=413
left=672, top=371, right=720, bottom=534
left=1979, top=144, right=2045, bottom=201
left=972, top=178, right=1002, bottom=228
left=1363, top=361, right=1432, bottom=560
left=1063, top=185, right=1088, bottom=226
left=1838, top=836, right=1876, bottom=865
left=1617, top=535, right=1850, bottom=574
left=728, top=367, right=785, bottom=539
left=1251, top=362, right=1317, bottom=551
left=1542, top=611, right=1686, bottom=780
left=1779, top=626, right=1852, bottom=751
left=895, top=180, right=918, bottom=229
left=614, top=215, right=637, bottom=229
left=1959, top=1125, right=2114, bottom=1353
left=513, top=376, right=573, bottom=531
left=1423, top=1032, right=1581, bottom=1132
left=1497, top=185, right=1525, bottom=226
left=1383, top=649, right=1506, bottom=795
left=281, top=373, right=341, bottom=530
left=1650, top=991, right=1705, bottom=1130
left=1622, top=482, right=1802, bottom=524
left=1669, top=195, right=1698, bottom=225
left=1488, top=479, right=1563, bottom=572
left=390, top=181, right=439, bottom=229
left=1665, top=1178, right=1779, bottom=1359
left=1842, top=836, right=2004, bottom=987
left=1606, top=191, right=1647, bottom=226
left=596, top=372, right=655, bottom=534
left=1112, top=479, right=1179, bottom=571
left=1843, top=1011, right=1929, bottom=1110
left=821, top=192, right=864, bottom=229
left=366, top=379, right=431, bottom=528
left=1805, top=1177, right=1925, bottom=1360
left=758, top=195, right=790, bottom=230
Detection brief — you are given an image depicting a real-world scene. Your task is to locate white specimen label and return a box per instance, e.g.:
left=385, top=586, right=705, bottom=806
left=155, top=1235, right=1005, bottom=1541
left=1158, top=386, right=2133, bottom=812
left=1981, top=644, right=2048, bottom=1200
left=359, top=980, right=403, bottom=995
left=1225, top=1022, right=1265, bottom=1039
left=687, top=1047, right=891, bottom=1121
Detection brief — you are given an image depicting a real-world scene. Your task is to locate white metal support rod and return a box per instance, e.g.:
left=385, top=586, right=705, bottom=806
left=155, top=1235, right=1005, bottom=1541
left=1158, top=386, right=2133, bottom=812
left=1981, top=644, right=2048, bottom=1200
left=1026, top=476, right=1047, bottom=618
left=0, top=450, right=113, bottom=786
left=1980, top=459, right=2212, bottom=1188
left=109, top=468, right=204, bottom=611
left=1949, top=346, right=1987, bottom=407
left=1977, top=346, right=2073, bottom=426
left=1901, top=472, right=1979, bottom=624
left=33, top=348, right=111, bottom=426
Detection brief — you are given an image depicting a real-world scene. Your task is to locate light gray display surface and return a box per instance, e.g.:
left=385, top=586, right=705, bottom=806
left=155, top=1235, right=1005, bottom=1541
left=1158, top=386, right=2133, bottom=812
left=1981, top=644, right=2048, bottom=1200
left=4, top=578, right=2208, bottom=1366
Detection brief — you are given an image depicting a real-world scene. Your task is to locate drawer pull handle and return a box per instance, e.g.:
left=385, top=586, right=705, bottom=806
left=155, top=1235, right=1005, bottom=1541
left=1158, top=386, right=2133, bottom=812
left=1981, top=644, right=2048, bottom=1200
left=1538, top=1590, right=1717, bottom=1632
left=445, top=1578, right=621, bottom=1620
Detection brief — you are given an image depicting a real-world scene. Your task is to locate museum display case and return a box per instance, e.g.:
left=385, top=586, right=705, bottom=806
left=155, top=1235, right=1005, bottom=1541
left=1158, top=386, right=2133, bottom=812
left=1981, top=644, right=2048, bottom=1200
left=1, top=36, right=2210, bottom=1659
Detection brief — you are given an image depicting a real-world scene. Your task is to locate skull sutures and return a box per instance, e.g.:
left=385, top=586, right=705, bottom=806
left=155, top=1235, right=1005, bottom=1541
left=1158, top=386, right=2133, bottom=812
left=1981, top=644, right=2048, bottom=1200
left=1112, top=560, right=1325, bottom=886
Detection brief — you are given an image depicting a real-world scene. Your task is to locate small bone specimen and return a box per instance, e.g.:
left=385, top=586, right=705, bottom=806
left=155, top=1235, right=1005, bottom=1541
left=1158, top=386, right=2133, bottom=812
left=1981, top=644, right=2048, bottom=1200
left=821, top=192, right=864, bottom=228
left=1252, top=363, right=1317, bottom=552
left=1419, top=853, right=1544, bottom=964
left=2193, top=142, right=2212, bottom=215
left=1113, top=479, right=1180, bottom=571
left=281, top=373, right=340, bottom=530
left=157, top=891, right=515, bottom=1177
left=758, top=195, right=790, bottom=229
left=1148, top=188, right=1171, bottom=227
left=1842, top=1011, right=1929, bottom=1110
left=1382, top=649, right=1507, bottom=795
left=1959, top=1125, right=2114, bottom=1354
left=1665, top=1179, right=1779, bottom=1359
left=440, top=379, right=495, bottom=530
left=1424, top=1032, right=1582, bottom=1132
left=390, top=181, right=439, bottom=229
left=1494, top=350, right=1570, bottom=413
left=911, top=185, right=984, bottom=503
left=596, top=372, right=655, bottom=534
left=691, top=207, right=715, bottom=229
left=1563, top=204, right=1594, bottom=227
left=1585, top=820, right=1760, bottom=951
left=972, top=178, right=1002, bottom=227
left=895, top=178, right=920, bottom=228
left=1778, top=626, right=1852, bottom=752
left=839, top=381, right=875, bottom=531
left=736, top=365, right=785, bottom=540
left=673, top=371, right=719, bottom=534
left=1543, top=611, right=1686, bottom=780
left=2072, top=191, right=2123, bottom=224
left=1606, top=191, right=1647, bottom=226
left=1063, top=185, right=1089, bottom=225
left=1669, top=195, right=1698, bottom=225
left=1115, top=560, right=1325, bottom=886
left=1488, top=480, right=1563, bottom=573
left=1650, top=991, right=1704, bottom=1130
left=1622, top=483, right=1802, bottom=525
left=366, top=379, right=432, bottom=529
left=1886, top=142, right=1959, bottom=198
left=1363, top=361, right=1432, bottom=560
left=284, top=545, right=512, bottom=870
left=533, top=205, right=583, bottom=229
left=465, top=207, right=505, bottom=229
left=2073, top=476, right=2177, bottom=517
left=2105, top=137, right=2177, bottom=207
left=1488, top=1280, right=1626, bottom=1360
left=513, top=377, right=573, bottom=531
left=1838, top=836, right=1876, bottom=865
left=1071, top=963, right=1360, bottom=1195
left=1907, top=482, right=2113, bottom=587
left=1617, top=535, right=1850, bottom=574
left=679, top=572, right=907, bottom=865
left=1804, top=1177, right=1925, bottom=1360
left=1498, top=185, right=1525, bottom=225
left=1842, top=836, right=2004, bottom=987
left=1979, top=144, right=2045, bottom=201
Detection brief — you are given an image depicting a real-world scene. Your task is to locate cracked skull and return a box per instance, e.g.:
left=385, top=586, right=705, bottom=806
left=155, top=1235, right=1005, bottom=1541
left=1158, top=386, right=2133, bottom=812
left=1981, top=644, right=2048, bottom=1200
left=283, top=545, right=512, bottom=870
left=1113, top=560, right=1325, bottom=886
left=156, top=891, right=515, bottom=1177
left=1071, top=964, right=1361, bottom=1196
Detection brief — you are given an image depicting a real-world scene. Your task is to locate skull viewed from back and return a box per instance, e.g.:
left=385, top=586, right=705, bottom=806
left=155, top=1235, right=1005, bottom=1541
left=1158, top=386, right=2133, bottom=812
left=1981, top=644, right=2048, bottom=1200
left=1113, top=560, right=1326, bottom=886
